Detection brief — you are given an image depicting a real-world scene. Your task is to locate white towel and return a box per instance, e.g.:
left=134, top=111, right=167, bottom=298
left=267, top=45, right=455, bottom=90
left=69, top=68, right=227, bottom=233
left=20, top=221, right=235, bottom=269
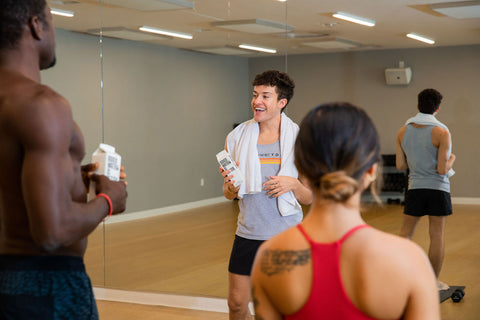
left=405, top=112, right=448, bottom=130
left=226, top=113, right=302, bottom=216
left=405, top=112, right=455, bottom=177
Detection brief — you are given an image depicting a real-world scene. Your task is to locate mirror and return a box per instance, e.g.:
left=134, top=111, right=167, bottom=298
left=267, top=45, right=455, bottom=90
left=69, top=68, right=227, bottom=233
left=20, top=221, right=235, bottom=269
left=46, top=0, right=291, bottom=297
left=43, top=1, right=480, bottom=312
left=92, top=0, right=290, bottom=297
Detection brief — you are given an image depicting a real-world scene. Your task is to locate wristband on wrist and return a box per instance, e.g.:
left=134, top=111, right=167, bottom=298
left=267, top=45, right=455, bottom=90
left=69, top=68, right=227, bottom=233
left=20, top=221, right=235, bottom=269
left=97, top=193, right=113, bottom=218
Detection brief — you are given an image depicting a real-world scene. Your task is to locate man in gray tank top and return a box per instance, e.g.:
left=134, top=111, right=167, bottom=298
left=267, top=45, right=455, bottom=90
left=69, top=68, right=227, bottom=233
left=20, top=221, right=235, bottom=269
left=219, top=70, right=312, bottom=320
left=395, top=88, right=456, bottom=290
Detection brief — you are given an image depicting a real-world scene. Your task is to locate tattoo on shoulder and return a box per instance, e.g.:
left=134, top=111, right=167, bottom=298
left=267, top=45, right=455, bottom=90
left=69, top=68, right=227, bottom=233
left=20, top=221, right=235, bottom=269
left=260, top=248, right=310, bottom=276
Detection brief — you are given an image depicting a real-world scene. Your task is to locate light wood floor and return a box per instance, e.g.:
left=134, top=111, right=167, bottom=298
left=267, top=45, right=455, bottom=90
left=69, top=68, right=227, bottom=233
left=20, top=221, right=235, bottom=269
left=85, top=202, right=480, bottom=319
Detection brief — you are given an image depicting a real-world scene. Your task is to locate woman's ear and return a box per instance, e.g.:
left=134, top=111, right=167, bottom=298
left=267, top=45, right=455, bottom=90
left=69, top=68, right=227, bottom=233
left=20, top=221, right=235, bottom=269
left=362, top=163, right=378, bottom=189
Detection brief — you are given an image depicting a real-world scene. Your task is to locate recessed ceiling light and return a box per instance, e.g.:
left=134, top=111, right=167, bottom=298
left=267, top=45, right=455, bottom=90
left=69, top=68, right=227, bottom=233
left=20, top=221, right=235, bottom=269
left=332, top=12, right=375, bottom=27
left=50, top=8, right=75, bottom=17
left=406, top=33, right=435, bottom=44
left=139, top=26, right=193, bottom=40
left=238, top=44, right=277, bottom=54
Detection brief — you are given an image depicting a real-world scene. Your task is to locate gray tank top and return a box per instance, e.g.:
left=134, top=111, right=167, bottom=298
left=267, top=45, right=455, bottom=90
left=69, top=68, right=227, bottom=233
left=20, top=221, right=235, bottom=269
left=401, top=124, right=450, bottom=192
left=236, top=141, right=302, bottom=240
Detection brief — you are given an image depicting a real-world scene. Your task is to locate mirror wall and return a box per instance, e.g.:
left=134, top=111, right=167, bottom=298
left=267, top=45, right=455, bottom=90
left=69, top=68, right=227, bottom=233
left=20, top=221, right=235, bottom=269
left=46, top=0, right=291, bottom=297
left=43, top=0, right=480, bottom=301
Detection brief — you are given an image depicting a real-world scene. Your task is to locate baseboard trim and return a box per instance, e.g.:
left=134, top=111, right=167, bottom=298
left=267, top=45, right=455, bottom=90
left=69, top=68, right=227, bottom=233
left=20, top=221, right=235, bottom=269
left=105, top=196, right=480, bottom=225
left=94, top=287, right=255, bottom=314
left=106, top=197, right=229, bottom=224
left=452, top=197, right=480, bottom=205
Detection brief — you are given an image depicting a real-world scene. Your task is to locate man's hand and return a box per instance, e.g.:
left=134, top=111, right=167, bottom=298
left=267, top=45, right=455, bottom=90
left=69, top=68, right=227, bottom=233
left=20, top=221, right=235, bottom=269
left=90, top=173, right=128, bottom=215
left=81, top=162, right=99, bottom=190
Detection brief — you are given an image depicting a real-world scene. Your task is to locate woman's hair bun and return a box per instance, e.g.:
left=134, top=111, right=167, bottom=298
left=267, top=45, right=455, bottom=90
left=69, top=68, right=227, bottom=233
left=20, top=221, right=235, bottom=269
left=319, top=171, right=359, bottom=202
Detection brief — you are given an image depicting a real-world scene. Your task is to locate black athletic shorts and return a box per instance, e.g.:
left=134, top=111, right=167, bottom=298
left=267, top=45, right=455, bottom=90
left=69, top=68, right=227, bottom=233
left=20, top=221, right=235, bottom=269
left=404, top=189, right=452, bottom=217
left=228, top=235, right=264, bottom=276
left=0, top=255, right=98, bottom=320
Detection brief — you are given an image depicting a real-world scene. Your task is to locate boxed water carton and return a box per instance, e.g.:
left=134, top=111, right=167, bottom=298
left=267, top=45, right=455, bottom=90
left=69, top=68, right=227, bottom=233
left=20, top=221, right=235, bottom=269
left=88, top=143, right=121, bottom=201
left=216, top=150, right=244, bottom=188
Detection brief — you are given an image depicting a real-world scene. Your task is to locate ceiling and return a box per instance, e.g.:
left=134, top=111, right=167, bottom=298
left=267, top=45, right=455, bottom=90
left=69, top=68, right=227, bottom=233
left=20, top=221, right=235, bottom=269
left=48, top=0, right=480, bottom=57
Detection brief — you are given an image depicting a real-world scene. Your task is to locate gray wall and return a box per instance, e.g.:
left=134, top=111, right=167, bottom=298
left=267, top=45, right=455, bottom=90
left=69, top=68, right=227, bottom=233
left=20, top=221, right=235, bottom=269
left=249, top=45, right=480, bottom=198
left=42, top=29, right=251, bottom=212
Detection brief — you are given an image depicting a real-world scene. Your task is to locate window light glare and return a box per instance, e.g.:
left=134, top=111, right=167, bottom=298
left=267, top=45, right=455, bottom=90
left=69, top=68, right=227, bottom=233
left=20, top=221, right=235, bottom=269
left=332, top=12, right=375, bottom=27
left=406, top=33, right=435, bottom=45
left=50, top=8, right=74, bottom=18
left=239, top=44, right=277, bottom=54
left=139, top=26, right=193, bottom=40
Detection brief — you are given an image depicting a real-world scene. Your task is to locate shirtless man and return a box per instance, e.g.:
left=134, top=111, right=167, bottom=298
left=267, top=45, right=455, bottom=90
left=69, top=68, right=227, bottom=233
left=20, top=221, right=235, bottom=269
left=0, top=1, right=127, bottom=319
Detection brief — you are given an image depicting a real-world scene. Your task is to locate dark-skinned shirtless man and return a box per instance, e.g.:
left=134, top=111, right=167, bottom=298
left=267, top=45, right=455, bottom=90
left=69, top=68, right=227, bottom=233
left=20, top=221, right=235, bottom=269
left=0, top=1, right=128, bottom=319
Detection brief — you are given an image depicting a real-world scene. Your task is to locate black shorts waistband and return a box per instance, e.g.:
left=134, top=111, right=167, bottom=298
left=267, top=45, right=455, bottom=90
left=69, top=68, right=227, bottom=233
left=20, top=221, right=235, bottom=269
left=0, top=255, right=85, bottom=272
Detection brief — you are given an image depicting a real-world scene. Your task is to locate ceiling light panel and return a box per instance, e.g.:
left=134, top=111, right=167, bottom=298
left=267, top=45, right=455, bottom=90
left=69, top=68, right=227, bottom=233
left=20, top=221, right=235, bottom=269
left=406, top=33, right=435, bottom=44
left=430, top=1, right=480, bottom=19
left=211, top=19, right=294, bottom=34
left=88, top=27, right=170, bottom=41
left=139, top=26, right=193, bottom=39
left=92, top=0, right=194, bottom=11
left=51, top=8, right=75, bottom=17
left=332, top=12, right=375, bottom=27
left=238, top=44, right=277, bottom=53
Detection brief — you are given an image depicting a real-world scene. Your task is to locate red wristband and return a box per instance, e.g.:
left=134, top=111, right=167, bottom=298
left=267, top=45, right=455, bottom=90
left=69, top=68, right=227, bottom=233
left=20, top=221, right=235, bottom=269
left=97, top=193, right=113, bottom=218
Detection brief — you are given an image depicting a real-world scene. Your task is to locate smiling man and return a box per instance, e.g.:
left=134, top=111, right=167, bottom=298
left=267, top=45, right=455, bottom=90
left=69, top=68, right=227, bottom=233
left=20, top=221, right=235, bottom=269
left=218, top=70, right=312, bottom=320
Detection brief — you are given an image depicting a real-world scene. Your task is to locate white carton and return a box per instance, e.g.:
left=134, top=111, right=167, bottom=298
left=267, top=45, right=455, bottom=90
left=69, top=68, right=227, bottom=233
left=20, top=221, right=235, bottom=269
left=216, top=150, right=244, bottom=188
left=88, top=143, right=122, bottom=201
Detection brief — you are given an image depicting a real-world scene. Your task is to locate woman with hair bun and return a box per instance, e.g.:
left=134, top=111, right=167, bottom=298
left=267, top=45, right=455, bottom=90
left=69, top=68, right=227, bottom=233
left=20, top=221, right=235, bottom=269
left=251, top=103, right=440, bottom=320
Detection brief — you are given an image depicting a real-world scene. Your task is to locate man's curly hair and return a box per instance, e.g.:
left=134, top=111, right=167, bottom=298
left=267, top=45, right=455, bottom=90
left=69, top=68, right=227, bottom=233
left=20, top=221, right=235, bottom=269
left=252, top=70, right=295, bottom=112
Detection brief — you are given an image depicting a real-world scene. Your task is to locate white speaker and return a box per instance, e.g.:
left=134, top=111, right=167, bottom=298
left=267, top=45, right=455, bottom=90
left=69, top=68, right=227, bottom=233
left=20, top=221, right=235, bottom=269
left=385, top=67, right=412, bottom=85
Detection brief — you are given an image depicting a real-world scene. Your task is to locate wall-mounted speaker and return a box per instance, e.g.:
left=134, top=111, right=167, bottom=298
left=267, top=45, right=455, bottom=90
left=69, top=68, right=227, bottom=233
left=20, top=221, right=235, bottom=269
left=385, top=67, right=412, bottom=85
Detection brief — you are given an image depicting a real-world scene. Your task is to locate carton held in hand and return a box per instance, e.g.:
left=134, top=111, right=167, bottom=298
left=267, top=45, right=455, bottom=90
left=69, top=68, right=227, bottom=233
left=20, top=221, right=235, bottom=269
left=88, top=143, right=122, bottom=201
left=216, top=150, right=244, bottom=188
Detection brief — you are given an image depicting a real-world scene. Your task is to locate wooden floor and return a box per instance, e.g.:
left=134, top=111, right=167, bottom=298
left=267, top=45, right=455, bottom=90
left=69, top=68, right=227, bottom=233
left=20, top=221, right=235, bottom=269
left=96, top=301, right=227, bottom=320
left=85, top=201, right=480, bottom=319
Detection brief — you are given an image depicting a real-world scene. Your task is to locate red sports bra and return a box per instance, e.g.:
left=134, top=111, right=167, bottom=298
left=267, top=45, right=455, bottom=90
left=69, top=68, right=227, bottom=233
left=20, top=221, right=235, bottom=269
left=285, top=224, right=381, bottom=320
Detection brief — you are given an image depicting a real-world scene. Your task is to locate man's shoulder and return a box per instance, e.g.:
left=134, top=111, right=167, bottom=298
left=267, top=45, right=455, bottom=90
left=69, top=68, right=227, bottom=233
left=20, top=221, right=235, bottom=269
left=1, top=75, right=67, bottom=111
left=1, top=80, right=72, bottom=137
left=432, top=125, right=449, bottom=135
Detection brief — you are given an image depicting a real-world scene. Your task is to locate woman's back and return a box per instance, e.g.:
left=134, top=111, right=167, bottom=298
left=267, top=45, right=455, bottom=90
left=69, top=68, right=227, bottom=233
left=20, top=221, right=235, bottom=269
left=251, top=103, right=440, bottom=320
left=252, top=204, right=439, bottom=320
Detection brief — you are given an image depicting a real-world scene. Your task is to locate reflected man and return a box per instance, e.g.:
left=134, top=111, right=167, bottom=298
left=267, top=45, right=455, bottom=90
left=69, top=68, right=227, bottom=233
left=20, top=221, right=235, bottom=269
left=396, top=88, right=455, bottom=290
left=219, top=70, right=312, bottom=320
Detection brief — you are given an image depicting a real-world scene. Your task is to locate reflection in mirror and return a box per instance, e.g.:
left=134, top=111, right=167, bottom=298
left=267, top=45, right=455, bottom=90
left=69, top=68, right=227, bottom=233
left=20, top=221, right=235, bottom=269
left=44, top=1, right=480, bottom=317
left=82, top=0, right=292, bottom=297
left=44, top=0, right=106, bottom=285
